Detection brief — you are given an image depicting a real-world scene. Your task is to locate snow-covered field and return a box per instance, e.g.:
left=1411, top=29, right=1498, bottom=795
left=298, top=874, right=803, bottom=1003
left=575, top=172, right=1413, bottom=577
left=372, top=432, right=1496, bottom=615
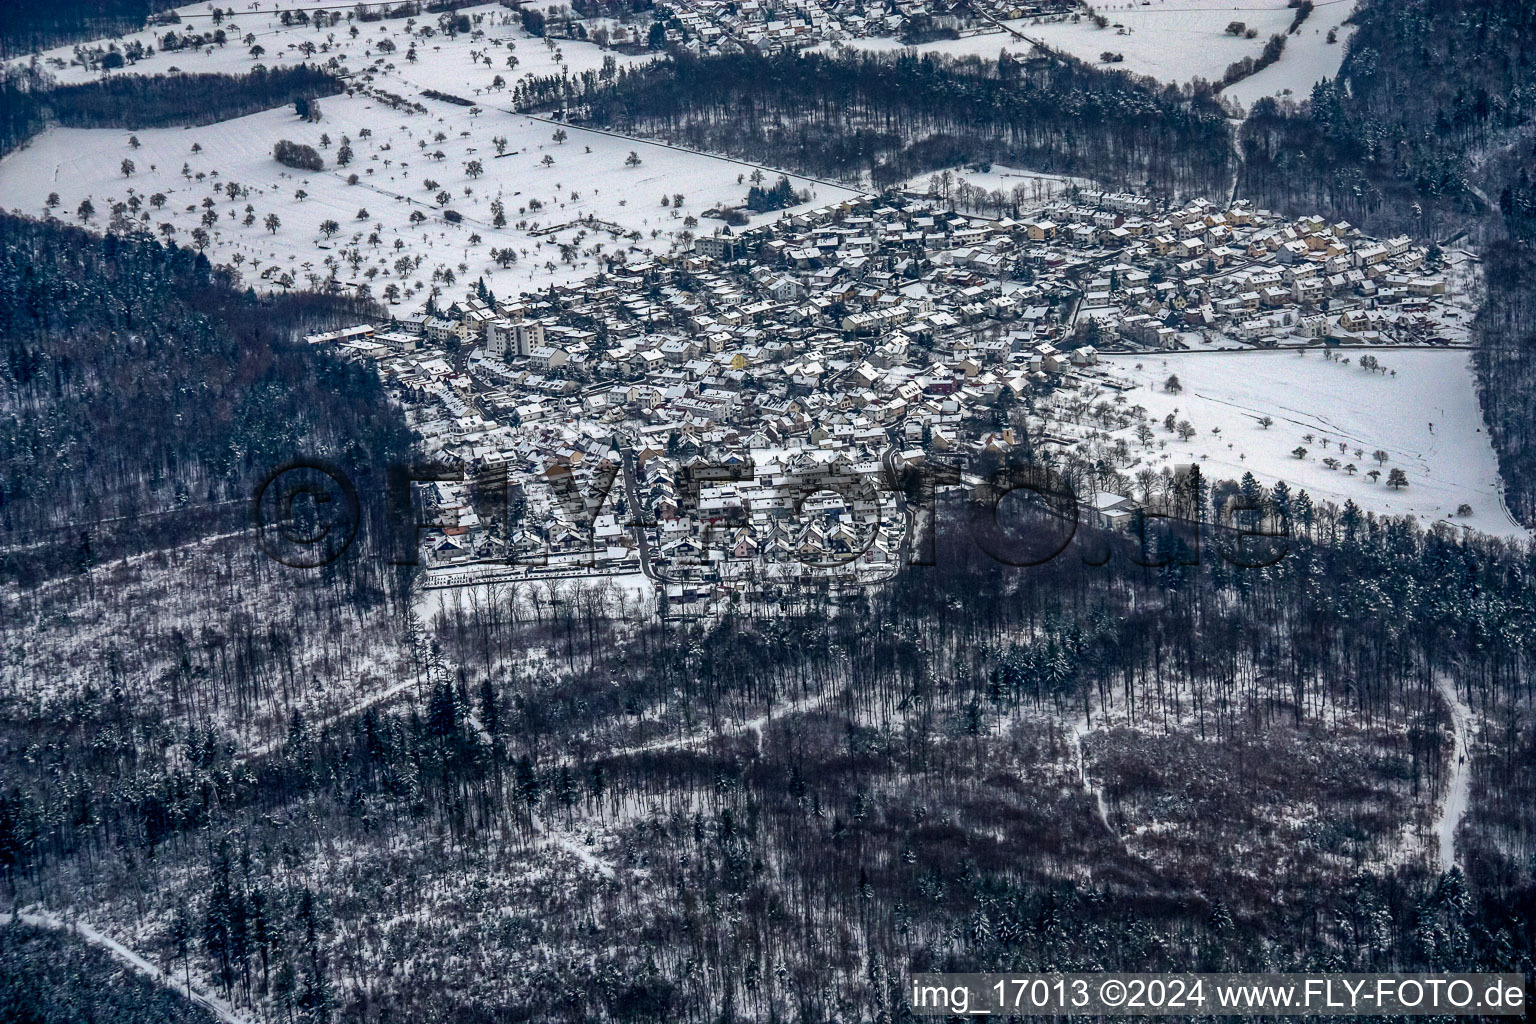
left=1, top=2, right=862, bottom=297
left=828, top=0, right=1356, bottom=105
left=1099, top=348, right=1530, bottom=539
left=822, top=29, right=1028, bottom=62
left=906, top=162, right=1095, bottom=203
left=8, top=1, right=632, bottom=87
left=1028, top=0, right=1296, bottom=87
left=1223, top=0, right=1359, bottom=110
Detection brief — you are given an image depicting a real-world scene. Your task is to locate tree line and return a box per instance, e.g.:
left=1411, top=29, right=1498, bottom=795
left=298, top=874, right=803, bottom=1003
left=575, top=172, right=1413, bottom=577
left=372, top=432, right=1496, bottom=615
left=0, top=65, right=344, bottom=160
left=1474, top=241, right=1536, bottom=528
left=0, top=0, right=173, bottom=58
left=513, top=49, right=1235, bottom=196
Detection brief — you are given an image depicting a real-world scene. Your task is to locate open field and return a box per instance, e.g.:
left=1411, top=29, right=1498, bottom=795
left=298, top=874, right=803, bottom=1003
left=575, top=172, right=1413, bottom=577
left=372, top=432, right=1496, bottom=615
left=1096, top=348, right=1529, bottom=537
left=1, top=2, right=861, bottom=297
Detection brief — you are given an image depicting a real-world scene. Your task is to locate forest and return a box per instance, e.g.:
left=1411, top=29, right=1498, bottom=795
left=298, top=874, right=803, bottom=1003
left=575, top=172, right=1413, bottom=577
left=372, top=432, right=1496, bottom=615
left=1473, top=242, right=1536, bottom=530
left=0, top=66, right=344, bottom=160
left=2, top=468, right=1534, bottom=1020
left=0, top=214, right=414, bottom=585
left=513, top=50, right=1235, bottom=198
left=0, top=0, right=175, bottom=58
left=1237, top=0, right=1536, bottom=243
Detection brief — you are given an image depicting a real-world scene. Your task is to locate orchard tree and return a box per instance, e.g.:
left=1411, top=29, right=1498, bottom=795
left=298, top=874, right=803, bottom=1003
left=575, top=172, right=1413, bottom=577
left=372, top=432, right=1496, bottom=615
left=264, top=213, right=281, bottom=233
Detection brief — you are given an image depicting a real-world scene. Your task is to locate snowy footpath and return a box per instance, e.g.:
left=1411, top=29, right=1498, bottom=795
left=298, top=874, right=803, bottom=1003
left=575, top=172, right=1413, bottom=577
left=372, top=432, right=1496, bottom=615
left=1433, top=674, right=1473, bottom=873
left=1, top=907, right=252, bottom=1024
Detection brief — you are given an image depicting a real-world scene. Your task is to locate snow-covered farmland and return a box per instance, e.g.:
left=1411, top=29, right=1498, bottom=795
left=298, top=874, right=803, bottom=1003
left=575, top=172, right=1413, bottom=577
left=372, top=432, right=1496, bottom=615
left=1098, top=349, right=1529, bottom=539
left=1028, top=0, right=1297, bottom=86
left=1, top=97, right=856, bottom=297
left=8, top=1, right=634, bottom=86
left=828, top=0, right=1357, bottom=106
left=1223, top=0, right=1359, bottom=111
left=903, top=163, right=1097, bottom=207
left=2, top=2, right=861, bottom=297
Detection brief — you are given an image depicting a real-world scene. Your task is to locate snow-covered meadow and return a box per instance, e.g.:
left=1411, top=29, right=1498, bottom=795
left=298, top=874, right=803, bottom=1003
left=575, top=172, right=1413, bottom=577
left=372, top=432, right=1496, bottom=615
left=1030, top=0, right=1355, bottom=97
left=1028, top=0, right=1292, bottom=85
left=833, top=0, right=1358, bottom=108
left=1222, top=0, right=1359, bottom=110
left=1, top=2, right=862, bottom=298
left=9, top=0, right=632, bottom=86
left=1097, top=348, right=1528, bottom=538
left=905, top=162, right=1096, bottom=204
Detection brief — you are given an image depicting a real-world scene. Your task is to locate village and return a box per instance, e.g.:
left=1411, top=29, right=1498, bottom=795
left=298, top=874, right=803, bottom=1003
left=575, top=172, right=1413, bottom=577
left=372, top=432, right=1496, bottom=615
left=636, top=0, right=1077, bottom=55
left=307, top=179, right=1468, bottom=615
